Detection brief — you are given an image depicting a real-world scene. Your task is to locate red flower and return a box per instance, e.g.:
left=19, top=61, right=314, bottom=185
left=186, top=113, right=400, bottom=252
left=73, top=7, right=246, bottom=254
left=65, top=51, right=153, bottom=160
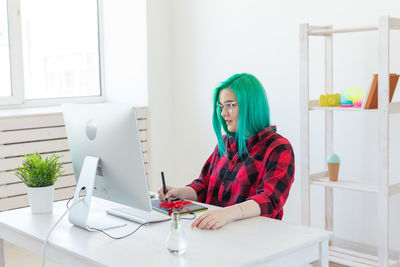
left=159, top=200, right=192, bottom=216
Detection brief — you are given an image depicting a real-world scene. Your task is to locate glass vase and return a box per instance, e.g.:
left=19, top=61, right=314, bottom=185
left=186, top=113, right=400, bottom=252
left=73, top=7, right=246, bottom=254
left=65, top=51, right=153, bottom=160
left=166, top=211, right=186, bottom=255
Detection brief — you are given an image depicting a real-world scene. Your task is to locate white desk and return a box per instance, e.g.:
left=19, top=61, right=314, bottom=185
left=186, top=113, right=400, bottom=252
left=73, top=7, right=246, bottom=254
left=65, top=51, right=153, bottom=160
left=0, top=197, right=332, bottom=267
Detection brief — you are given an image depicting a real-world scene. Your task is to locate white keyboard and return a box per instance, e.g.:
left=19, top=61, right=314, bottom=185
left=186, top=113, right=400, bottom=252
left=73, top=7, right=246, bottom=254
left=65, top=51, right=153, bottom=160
left=106, top=207, right=170, bottom=224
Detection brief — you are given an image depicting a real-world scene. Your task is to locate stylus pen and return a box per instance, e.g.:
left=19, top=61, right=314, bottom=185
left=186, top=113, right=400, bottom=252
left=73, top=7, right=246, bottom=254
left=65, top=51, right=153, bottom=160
left=161, top=171, right=167, bottom=196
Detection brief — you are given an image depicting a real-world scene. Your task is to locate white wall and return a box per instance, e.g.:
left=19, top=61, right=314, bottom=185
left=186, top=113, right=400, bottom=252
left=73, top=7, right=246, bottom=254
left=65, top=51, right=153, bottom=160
left=147, top=0, right=400, bottom=251
left=102, top=0, right=148, bottom=106
left=146, top=0, right=176, bottom=189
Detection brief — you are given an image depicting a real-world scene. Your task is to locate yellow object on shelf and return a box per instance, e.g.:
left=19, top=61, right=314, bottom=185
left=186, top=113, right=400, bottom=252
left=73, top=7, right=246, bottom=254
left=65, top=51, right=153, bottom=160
left=319, top=93, right=340, bottom=107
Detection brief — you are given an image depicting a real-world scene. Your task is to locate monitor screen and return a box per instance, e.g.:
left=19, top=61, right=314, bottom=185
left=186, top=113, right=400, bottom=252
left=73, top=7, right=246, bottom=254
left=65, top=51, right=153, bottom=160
left=62, top=103, right=152, bottom=212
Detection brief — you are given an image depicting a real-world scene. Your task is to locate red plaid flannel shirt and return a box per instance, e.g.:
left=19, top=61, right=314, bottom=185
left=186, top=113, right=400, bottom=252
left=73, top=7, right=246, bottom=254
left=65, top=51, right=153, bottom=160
left=187, top=126, right=294, bottom=220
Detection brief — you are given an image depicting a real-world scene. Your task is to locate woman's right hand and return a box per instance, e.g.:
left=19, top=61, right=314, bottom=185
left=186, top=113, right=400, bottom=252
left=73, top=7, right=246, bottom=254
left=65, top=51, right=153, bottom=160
left=157, top=186, right=181, bottom=201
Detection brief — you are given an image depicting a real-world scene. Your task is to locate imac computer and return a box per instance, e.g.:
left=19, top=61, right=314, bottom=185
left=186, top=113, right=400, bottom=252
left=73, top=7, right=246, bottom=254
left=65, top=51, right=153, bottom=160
left=62, top=103, right=169, bottom=231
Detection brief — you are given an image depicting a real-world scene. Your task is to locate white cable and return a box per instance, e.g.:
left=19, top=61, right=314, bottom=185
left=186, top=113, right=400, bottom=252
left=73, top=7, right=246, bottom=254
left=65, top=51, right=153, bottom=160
left=42, top=198, right=84, bottom=267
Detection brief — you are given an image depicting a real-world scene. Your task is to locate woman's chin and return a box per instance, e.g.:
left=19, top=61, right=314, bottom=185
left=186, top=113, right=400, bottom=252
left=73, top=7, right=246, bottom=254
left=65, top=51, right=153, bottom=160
left=227, top=126, right=236, bottom=132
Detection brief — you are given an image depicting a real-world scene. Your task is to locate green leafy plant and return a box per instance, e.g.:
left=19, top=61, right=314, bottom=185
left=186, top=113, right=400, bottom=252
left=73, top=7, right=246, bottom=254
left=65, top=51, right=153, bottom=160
left=15, top=153, right=65, bottom=187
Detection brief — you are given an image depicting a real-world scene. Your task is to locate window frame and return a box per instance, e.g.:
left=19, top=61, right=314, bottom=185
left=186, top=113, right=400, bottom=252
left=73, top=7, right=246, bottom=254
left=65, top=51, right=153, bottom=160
left=0, top=0, right=105, bottom=108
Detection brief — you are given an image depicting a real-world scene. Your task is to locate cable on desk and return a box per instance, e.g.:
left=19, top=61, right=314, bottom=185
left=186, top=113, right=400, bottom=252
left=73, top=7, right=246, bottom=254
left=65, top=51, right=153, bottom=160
left=180, top=212, right=196, bottom=220
left=66, top=186, right=86, bottom=209
left=66, top=195, right=74, bottom=209
left=88, top=222, right=147, bottom=240
left=88, top=212, right=196, bottom=239
left=42, top=197, right=84, bottom=267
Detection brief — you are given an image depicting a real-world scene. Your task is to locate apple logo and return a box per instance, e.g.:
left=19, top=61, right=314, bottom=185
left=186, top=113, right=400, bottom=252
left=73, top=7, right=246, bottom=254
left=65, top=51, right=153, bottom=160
left=86, top=119, right=97, bottom=140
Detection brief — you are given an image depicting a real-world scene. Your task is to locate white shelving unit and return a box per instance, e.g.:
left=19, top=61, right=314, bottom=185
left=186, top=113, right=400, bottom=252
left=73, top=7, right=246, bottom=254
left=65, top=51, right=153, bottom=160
left=300, top=16, right=400, bottom=267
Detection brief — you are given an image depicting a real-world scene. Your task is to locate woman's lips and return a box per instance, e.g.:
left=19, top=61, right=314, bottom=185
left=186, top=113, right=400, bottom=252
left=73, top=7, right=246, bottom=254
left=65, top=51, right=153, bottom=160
left=226, top=120, right=232, bottom=125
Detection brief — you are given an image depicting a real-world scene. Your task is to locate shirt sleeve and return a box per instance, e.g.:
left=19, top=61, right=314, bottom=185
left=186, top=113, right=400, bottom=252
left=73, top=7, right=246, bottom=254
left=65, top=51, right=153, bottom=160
left=186, top=145, right=219, bottom=202
left=248, top=143, right=295, bottom=219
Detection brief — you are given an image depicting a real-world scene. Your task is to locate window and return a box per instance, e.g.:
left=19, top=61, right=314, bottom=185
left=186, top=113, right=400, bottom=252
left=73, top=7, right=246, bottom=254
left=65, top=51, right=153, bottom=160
left=0, top=0, right=11, bottom=98
left=0, top=0, right=102, bottom=106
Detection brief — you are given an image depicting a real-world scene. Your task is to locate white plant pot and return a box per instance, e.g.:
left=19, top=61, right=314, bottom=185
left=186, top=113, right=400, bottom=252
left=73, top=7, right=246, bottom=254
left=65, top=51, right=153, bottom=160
left=26, top=185, right=55, bottom=213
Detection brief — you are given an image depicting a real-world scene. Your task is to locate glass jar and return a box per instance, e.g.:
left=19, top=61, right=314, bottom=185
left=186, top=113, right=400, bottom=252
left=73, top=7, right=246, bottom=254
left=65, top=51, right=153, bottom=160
left=166, top=211, right=187, bottom=255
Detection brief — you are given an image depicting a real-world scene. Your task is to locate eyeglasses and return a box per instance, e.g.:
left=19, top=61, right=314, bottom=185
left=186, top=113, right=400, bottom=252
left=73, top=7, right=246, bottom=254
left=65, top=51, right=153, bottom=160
left=217, top=101, right=237, bottom=114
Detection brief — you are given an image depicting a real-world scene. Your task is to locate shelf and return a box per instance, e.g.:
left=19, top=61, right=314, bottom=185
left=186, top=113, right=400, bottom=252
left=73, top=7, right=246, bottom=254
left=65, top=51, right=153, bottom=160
left=329, top=246, right=399, bottom=267
left=310, top=171, right=378, bottom=193
left=309, top=100, right=377, bottom=112
left=389, top=102, right=400, bottom=114
left=301, top=16, right=399, bottom=266
left=308, top=18, right=400, bottom=36
left=309, top=26, right=378, bottom=36
left=309, top=100, right=400, bottom=114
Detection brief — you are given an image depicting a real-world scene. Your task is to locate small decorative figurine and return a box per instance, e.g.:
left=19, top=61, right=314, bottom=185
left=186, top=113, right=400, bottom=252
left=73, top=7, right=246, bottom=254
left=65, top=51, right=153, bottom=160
left=319, top=93, right=340, bottom=107
left=339, top=86, right=365, bottom=107
left=327, top=154, right=340, bottom=182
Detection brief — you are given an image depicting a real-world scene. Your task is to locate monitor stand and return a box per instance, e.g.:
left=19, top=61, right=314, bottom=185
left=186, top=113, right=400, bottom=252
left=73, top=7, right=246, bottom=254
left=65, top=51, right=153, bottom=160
left=68, top=156, right=127, bottom=231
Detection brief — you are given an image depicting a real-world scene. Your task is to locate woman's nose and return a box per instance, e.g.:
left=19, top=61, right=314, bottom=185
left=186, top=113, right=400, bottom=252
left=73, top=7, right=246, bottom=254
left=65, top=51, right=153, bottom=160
left=221, top=108, right=229, bottom=117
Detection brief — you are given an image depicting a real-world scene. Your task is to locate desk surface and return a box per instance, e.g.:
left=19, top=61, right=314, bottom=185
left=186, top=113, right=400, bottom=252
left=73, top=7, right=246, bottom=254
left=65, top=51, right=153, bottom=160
left=0, top=198, right=332, bottom=267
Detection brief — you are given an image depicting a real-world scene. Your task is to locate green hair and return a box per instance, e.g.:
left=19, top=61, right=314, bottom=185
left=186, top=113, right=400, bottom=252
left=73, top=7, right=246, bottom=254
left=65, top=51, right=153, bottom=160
left=212, top=73, right=271, bottom=157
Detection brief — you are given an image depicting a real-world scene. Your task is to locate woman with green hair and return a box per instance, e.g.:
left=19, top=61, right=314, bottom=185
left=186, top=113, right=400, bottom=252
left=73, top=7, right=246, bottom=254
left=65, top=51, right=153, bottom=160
left=158, top=73, right=295, bottom=230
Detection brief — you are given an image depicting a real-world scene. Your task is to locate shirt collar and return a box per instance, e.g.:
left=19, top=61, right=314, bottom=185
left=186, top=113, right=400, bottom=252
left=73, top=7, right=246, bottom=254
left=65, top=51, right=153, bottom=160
left=254, top=125, right=276, bottom=141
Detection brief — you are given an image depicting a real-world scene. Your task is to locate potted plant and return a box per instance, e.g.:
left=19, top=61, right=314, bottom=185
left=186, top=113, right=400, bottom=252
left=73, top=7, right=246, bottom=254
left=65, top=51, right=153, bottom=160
left=15, top=152, right=65, bottom=213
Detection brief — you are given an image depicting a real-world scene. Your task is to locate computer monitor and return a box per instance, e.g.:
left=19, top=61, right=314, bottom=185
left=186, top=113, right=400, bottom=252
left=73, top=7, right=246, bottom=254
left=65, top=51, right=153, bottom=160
left=62, top=103, right=152, bottom=230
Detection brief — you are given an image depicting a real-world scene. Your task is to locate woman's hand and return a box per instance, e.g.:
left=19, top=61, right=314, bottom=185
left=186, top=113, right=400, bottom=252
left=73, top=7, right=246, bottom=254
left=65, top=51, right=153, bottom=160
left=191, top=209, right=233, bottom=230
left=157, top=186, right=180, bottom=201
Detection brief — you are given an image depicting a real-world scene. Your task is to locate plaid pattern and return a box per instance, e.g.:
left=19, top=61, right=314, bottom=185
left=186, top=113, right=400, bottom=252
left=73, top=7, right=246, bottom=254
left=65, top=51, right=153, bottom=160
left=187, top=126, right=294, bottom=220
